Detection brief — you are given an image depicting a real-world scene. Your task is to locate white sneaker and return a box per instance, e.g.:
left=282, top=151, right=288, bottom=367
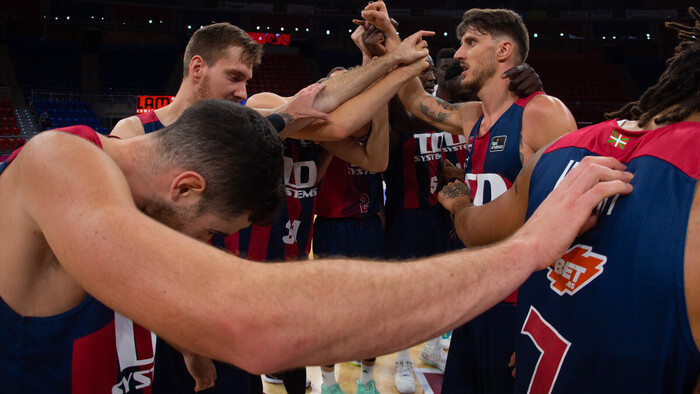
left=394, top=359, right=415, bottom=393
left=420, top=342, right=447, bottom=372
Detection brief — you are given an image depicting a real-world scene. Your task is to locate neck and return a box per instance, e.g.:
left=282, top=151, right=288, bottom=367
left=436, top=85, right=450, bottom=101
left=477, top=73, right=517, bottom=127
left=621, top=108, right=700, bottom=131
left=155, top=80, right=195, bottom=126
left=100, top=135, right=159, bottom=209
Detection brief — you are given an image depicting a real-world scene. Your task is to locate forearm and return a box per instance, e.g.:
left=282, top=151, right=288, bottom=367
left=313, top=52, right=400, bottom=113
left=259, top=237, right=539, bottom=369
left=294, top=67, right=413, bottom=141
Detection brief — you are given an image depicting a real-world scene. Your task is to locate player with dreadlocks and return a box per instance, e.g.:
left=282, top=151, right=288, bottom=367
left=606, top=7, right=700, bottom=127
left=438, top=7, right=700, bottom=392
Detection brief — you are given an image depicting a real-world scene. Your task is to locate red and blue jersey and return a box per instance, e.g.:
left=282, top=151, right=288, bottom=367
left=316, top=135, right=382, bottom=219
left=516, top=120, right=700, bottom=393
left=464, top=92, right=542, bottom=206
left=384, top=131, right=442, bottom=210
left=137, top=111, right=165, bottom=134
left=440, top=132, right=468, bottom=170
left=0, top=126, right=157, bottom=394
left=220, top=139, right=319, bottom=261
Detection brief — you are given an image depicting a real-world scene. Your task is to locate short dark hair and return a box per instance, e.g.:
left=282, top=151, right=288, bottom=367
left=436, top=48, right=456, bottom=63
left=456, top=9, right=529, bottom=63
left=154, top=100, right=284, bottom=224
left=606, top=7, right=699, bottom=127
left=183, top=22, right=263, bottom=77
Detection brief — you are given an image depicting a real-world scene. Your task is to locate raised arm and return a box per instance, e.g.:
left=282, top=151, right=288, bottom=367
left=320, top=102, right=390, bottom=173
left=16, top=131, right=633, bottom=375
left=287, top=52, right=430, bottom=141
left=312, top=29, right=431, bottom=114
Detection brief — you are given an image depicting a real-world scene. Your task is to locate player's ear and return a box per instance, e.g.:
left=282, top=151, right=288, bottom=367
left=170, top=171, right=206, bottom=204
left=497, top=40, right=514, bottom=62
left=189, top=55, right=205, bottom=80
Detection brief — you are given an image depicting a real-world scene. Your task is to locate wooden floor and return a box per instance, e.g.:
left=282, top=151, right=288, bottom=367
left=261, top=342, right=444, bottom=394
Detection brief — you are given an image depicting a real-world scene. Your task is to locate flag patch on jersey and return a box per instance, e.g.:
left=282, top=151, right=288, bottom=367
left=547, top=244, right=606, bottom=295
left=607, top=130, right=629, bottom=149
left=489, top=135, right=507, bottom=152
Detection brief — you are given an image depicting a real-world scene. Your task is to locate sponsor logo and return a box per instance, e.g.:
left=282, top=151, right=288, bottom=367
left=547, top=244, right=606, bottom=295
left=489, top=135, right=507, bottom=152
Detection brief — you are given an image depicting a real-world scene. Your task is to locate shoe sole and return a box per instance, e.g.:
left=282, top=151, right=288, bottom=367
left=419, top=353, right=445, bottom=372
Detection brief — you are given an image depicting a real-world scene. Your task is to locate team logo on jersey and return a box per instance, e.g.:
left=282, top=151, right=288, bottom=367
left=547, top=244, right=607, bottom=295
left=489, top=135, right=507, bottom=152
left=607, top=130, right=629, bottom=149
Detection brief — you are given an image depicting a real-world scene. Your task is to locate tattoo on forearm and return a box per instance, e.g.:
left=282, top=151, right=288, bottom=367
left=419, top=103, right=451, bottom=123
left=442, top=182, right=471, bottom=200
left=279, top=113, right=294, bottom=126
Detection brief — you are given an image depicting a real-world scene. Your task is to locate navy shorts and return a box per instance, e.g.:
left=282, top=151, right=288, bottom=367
left=313, top=214, right=384, bottom=258
left=384, top=204, right=455, bottom=259
left=442, top=302, right=517, bottom=394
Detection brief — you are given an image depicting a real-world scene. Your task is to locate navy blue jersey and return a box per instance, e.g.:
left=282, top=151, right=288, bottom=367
left=0, top=126, right=157, bottom=394
left=221, top=139, right=319, bottom=261
left=516, top=120, right=700, bottom=393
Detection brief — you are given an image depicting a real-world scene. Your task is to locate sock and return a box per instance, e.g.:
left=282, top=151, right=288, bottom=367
left=359, top=362, right=375, bottom=385
left=396, top=349, right=411, bottom=362
left=425, top=336, right=441, bottom=352
left=322, top=369, right=337, bottom=388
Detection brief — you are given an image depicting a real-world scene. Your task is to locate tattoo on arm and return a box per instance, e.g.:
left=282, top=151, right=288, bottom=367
left=519, top=134, right=525, bottom=165
left=442, top=182, right=471, bottom=200
left=419, top=103, right=451, bottom=124
left=279, top=113, right=294, bottom=126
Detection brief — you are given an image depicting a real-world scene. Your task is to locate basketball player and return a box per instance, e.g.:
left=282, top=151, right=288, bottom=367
left=440, top=7, right=700, bottom=393
left=110, top=22, right=433, bottom=393
left=360, top=4, right=577, bottom=392
left=438, top=8, right=700, bottom=392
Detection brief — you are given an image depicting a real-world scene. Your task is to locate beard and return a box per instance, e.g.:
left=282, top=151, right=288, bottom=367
left=145, top=198, right=190, bottom=232
left=460, top=56, right=498, bottom=95
left=195, top=75, right=212, bottom=103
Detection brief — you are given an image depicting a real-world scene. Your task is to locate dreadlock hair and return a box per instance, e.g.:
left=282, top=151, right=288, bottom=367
left=605, top=7, right=700, bottom=126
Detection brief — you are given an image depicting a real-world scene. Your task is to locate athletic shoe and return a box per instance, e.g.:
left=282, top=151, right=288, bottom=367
left=394, top=359, right=415, bottom=393
left=321, top=383, right=346, bottom=394
left=356, top=379, right=380, bottom=394
left=347, top=360, right=361, bottom=367
left=420, top=342, right=447, bottom=372
left=262, top=373, right=311, bottom=388
left=263, top=373, right=283, bottom=384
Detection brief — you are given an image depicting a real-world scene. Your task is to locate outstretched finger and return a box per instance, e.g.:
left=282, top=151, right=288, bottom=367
left=502, top=63, right=526, bottom=79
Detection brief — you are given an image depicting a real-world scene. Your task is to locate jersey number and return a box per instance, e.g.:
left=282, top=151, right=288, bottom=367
left=521, top=306, right=571, bottom=394
left=283, top=220, right=301, bottom=244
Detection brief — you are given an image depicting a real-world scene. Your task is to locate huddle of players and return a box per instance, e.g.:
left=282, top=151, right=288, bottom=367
left=2, top=1, right=697, bottom=393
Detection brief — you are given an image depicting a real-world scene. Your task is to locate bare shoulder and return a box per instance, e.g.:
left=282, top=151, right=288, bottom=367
left=111, top=115, right=146, bottom=138
left=246, top=92, right=289, bottom=110
left=522, top=94, right=577, bottom=151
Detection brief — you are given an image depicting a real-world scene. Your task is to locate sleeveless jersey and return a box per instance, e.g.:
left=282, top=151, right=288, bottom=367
left=464, top=92, right=543, bottom=206
left=384, top=131, right=442, bottom=210
left=136, top=111, right=165, bottom=134
left=0, top=126, right=157, bottom=394
left=220, top=139, right=319, bottom=261
left=316, top=134, right=382, bottom=219
left=440, top=131, right=468, bottom=170
left=516, top=120, right=700, bottom=393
